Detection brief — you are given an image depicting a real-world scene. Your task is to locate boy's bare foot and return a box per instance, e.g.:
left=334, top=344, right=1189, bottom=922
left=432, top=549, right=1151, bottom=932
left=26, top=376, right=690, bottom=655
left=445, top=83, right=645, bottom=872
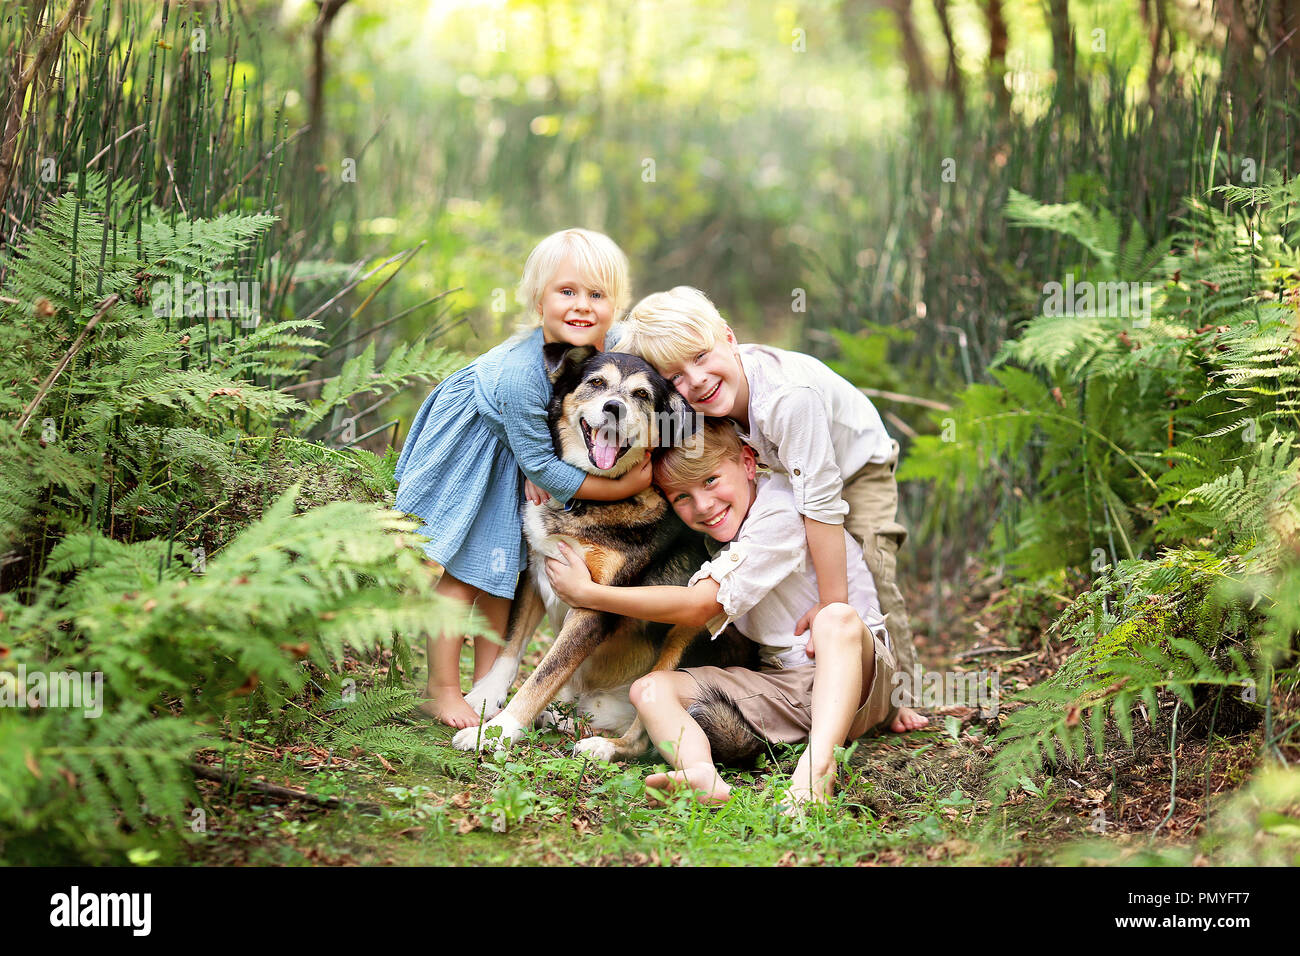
left=645, top=765, right=731, bottom=806
left=890, top=706, right=929, bottom=733
left=419, top=685, right=481, bottom=728
left=784, top=757, right=835, bottom=817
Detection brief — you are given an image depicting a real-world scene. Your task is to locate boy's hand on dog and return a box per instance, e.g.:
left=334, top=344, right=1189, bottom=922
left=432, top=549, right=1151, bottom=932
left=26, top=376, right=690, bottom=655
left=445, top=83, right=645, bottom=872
left=524, top=479, right=550, bottom=505
left=545, top=541, right=594, bottom=607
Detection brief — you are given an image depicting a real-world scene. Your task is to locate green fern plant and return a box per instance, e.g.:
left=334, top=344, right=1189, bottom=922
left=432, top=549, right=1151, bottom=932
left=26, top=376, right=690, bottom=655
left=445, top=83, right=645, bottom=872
left=987, top=551, right=1258, bottom=807
left=317, top=686, right=473, bottom=777
left=910, top=175, right=1300, bottom=809
left=0, top=174, right=472, bottom=861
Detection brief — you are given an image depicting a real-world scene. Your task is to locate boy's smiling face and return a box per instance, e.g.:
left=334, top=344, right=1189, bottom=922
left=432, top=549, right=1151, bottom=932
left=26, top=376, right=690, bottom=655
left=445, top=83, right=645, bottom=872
left=656, top=444, right=758, bottom=542
left=656, top=327, right=746, bottom=420
left=539, top=253, right=616, bottom=349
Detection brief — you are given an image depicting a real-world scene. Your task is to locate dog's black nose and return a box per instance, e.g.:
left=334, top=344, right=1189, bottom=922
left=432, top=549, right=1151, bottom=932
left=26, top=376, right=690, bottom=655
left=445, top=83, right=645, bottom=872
left=602, top=399, right=625, bottom=421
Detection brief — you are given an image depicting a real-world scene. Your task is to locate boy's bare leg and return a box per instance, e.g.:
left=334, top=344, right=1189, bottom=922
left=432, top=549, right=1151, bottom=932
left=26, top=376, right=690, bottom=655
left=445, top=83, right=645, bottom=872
left=630, top=671, right=731, bottom=805
left=422, top=573, right=485, bottom=728
left=786, top=604, right=872, bottom=812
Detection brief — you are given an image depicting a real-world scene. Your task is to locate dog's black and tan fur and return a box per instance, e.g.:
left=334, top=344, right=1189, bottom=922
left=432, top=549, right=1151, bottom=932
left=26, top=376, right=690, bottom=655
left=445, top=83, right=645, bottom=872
left=453, top=343, right=760, bottom=760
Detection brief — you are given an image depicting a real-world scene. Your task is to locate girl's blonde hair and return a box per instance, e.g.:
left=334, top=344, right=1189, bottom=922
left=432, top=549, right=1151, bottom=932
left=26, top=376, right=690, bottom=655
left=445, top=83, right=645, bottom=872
left=612, top=286, right=729, bottom=371
left=653, top=417, right=749, bottom=490
left=517, top=228, right=631, bottom=319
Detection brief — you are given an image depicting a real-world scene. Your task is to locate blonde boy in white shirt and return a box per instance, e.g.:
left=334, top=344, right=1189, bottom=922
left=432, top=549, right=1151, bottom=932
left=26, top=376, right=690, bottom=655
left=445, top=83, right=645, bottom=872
left=609, top=286, right=926, bottom=733
left=545, top=420, right=897, bottom=809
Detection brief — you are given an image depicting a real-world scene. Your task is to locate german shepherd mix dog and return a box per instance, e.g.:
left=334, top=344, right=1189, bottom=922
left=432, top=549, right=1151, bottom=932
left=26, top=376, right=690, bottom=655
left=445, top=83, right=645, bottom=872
left=451, top=343, right=758, bottom=760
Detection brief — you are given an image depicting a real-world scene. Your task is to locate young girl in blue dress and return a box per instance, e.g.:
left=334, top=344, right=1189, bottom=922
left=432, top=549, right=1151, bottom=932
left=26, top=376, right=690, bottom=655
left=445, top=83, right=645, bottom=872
left=394, top=228, right=651, bottom=727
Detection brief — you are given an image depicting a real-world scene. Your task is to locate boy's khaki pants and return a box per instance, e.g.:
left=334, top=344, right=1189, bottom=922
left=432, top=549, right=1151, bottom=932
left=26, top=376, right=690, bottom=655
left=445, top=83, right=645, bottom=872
left=842, top=438, right=919, bottom=712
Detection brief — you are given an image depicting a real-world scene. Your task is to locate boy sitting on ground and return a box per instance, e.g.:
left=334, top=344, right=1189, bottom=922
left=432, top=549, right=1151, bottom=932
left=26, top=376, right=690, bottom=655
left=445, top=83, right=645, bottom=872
left=545, top=419, right=897, bottom=809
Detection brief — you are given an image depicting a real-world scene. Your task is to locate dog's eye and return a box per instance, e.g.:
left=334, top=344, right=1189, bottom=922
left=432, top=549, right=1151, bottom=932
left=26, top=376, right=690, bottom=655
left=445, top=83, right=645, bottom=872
left=588, top=377, right=605, bottom=389
left=632, top=388, right=650, bottom=400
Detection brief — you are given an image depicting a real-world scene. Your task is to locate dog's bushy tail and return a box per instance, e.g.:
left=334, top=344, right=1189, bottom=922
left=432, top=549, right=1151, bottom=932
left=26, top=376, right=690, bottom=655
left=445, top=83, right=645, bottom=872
left=688, top=686, right=764, bottom=765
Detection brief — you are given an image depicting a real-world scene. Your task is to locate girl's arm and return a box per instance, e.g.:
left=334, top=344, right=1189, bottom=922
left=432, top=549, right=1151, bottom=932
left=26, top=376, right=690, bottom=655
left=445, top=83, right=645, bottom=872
left=526, top=460, right=653, bottom=504
left=546, top=542, right=723, bottom=626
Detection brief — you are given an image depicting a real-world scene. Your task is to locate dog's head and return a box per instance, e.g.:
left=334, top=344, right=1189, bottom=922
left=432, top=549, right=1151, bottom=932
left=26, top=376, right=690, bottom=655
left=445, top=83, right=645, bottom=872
left=544, top=342, right=698, bottom=477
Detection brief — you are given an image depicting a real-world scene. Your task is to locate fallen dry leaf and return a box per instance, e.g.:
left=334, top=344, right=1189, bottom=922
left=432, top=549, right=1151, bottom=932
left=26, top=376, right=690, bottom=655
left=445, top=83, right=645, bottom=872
left=230, top=673, right=260, bottom=697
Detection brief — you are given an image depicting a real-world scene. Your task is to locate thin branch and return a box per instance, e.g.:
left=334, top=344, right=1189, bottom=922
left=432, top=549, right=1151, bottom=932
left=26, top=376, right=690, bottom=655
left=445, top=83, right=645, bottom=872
left=85, top=123, right=146, bottom=168
left=190, top=762, right=382, bottom=814
left=860, top=386, right=952, bottom=412
left=16, top=293, right=118, bottom=433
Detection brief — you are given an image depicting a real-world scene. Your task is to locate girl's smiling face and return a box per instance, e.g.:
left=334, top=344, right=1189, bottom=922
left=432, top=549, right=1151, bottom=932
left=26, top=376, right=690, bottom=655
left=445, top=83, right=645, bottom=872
left=539, top=254, right=616, bottom=348
left=656, top=445, right=758, bottom=542
left=657, top=328, right=746, bottom=419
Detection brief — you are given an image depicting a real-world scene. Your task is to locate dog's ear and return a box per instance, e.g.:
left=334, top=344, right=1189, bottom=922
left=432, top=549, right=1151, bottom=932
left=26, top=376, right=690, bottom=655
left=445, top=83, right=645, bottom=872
left=543, top=342, right=597, bottom=385
left=656, top=386, right=700, bottom=448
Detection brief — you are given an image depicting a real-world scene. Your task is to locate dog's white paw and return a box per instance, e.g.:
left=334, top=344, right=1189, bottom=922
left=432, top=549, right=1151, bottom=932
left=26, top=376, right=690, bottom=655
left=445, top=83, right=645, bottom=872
left=463, top=686, right=504, bottom=722
left=573, top=735, right=618, bottom=762
left=451, top=713, right=526, bottom=752
left=463, top=656, right=518, bottom=721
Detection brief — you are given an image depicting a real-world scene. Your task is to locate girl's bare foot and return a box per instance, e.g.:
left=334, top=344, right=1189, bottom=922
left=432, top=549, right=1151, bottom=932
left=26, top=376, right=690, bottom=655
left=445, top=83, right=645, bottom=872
left=645, top=765, right=731, bottom=806
left=419, top=685, right=481, bottom=728
left=890, top=706, right=929, bottom=733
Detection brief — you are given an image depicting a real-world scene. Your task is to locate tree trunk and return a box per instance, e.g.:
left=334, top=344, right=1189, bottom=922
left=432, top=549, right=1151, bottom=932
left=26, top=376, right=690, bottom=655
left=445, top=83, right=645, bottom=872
left=1139, top=0, right=1176, bottom=112
left=884, top=0, right=934, bottom=97
left=1045, top=0, right=1076, bottom=111
left=932, top=0, right=965, bottom=120
left=307, top=0, right=350, bottom=157
left=984, top=0, right=1010, bottom=119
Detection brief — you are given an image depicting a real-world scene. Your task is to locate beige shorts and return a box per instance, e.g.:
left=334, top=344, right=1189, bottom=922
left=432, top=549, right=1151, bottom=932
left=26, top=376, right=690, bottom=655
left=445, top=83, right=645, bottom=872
left=678, top=626, right=898, bottom=745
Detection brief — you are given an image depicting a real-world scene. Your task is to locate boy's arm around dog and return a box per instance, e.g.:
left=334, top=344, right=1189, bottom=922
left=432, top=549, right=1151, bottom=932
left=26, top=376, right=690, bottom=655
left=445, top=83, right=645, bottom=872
left=545, top=540, right=723, bottom=627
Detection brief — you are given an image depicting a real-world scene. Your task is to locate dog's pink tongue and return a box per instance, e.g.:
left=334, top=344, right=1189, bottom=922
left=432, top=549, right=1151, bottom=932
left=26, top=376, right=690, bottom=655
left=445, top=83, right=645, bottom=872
left=592, top=439, right=619, bottom=470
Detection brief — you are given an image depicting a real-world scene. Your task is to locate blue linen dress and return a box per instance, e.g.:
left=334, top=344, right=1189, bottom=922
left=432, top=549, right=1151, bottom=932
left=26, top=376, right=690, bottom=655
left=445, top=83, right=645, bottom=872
left=393, top=326, right=588, bottom=598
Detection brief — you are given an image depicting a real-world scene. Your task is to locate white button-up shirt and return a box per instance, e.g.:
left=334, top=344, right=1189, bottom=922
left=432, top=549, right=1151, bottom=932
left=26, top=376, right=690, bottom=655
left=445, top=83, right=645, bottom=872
left=734, top=344, right=893, bottom=526
left=689, top=472, right=890, bottom=669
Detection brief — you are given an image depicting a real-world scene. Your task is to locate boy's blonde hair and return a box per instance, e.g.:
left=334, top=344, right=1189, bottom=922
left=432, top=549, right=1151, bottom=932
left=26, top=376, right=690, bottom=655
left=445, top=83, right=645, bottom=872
left=517, top=228, right=631, bottom=319
left=654, top=417, right=748, bottom=490
left=613, top=286, right=730, bottom=371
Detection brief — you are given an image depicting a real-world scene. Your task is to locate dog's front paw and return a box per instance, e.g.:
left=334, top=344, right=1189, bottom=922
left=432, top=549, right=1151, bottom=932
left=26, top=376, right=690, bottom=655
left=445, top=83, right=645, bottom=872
left=463, top=685, right=504, bottom=722
left=452, top=713, right=526, bottom=752
left=573, top=735, right=618, bottom=762
left=463, top=656, right=518, bottom=722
